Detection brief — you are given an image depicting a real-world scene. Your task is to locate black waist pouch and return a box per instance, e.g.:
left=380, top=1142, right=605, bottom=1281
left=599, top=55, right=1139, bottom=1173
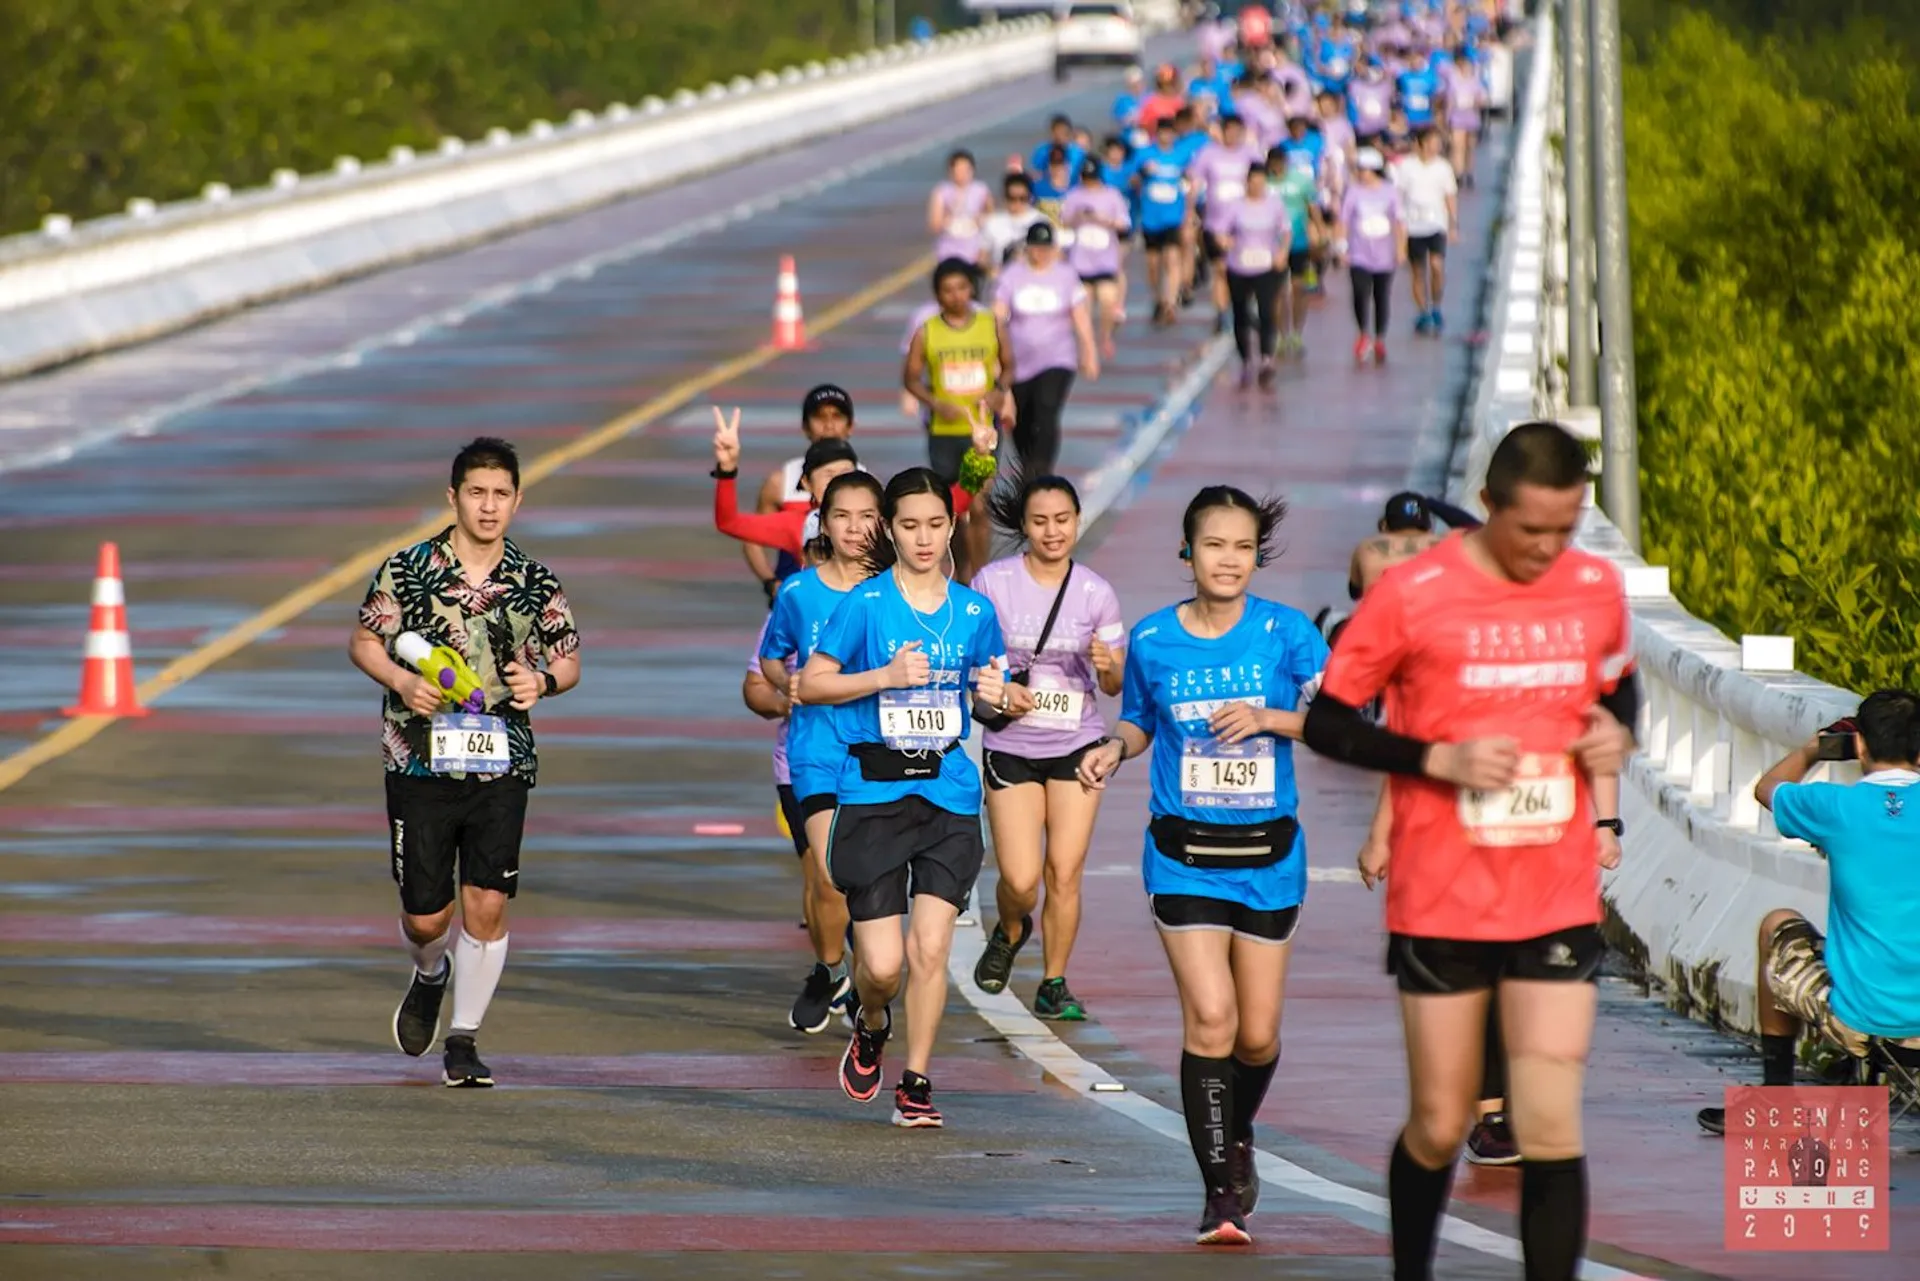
left=1150, top=814, right=1299, bottom=870
left=852, top=742, right=953, bottom=782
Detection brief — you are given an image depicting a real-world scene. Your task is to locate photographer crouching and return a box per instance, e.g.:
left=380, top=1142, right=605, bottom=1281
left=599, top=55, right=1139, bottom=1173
left=1697, top=689, right=1920, bottom=1135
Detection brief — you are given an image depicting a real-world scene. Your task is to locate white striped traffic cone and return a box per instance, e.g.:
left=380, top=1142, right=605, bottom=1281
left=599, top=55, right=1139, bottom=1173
left=64, top=541, right=147, bottom=717
left=771, top=255, right=807, bottom=351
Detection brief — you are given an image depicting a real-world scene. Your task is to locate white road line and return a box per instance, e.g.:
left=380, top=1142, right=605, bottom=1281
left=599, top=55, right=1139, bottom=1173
left=946, top=336, right=1651, bottom=1280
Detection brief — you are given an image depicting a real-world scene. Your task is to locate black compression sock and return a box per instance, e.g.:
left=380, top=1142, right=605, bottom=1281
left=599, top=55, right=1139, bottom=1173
left=1761, top=1033, right=1797, bottom=1087
left=1230, top=1052, right=1278, bottom=1142
left=1180, top=1051, right=1235, bottom=1192
left=1480, top=1003, right=1507, bottom=1103
left=1389, top=1134, right=1456, bottom=1281
left=1520, top=1156, right=1588, bottom=1281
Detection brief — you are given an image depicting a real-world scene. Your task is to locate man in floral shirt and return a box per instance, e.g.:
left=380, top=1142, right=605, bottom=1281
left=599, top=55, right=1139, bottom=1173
left=349, top=437, right=580, bottom=1088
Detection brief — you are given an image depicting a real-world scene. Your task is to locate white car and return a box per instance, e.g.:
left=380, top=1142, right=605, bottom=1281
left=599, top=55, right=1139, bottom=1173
left=1054, top=2, right=1144, bottom=81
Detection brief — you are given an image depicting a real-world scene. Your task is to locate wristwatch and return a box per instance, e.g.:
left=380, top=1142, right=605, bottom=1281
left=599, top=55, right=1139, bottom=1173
left=1595, top=818, right=1623, bottom=836
left=542, top=671, right=559, bottom=699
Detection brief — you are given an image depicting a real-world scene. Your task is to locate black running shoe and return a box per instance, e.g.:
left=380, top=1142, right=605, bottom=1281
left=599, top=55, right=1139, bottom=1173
left=1227, top=1139, right=1260, bottom=1215
left=1196, top=1188, right=1253, bottom=1245
left=891, top=1070, right=944, bottom=1128
left=972, top=914, right=1032, bottom=994
left=1465, top=1112, right=1521, bottom=1166
left=1697, top=1106, right=1726, bottom=1136
left=392, top=962, right=448, bottom=1058
left=839, top=1005, right=890, bottom=1102
left=789, top=962, right=847, bottom=1035
left=442, top=1034, right=494, bottom=1089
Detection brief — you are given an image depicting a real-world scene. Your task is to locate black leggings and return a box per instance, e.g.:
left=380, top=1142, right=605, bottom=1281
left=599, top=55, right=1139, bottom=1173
left=1227, top=269, right=1284, bottom=363
left=1011, top=367, right=1075, bottom=477
left=1350, top=266, right=1393, bottom=336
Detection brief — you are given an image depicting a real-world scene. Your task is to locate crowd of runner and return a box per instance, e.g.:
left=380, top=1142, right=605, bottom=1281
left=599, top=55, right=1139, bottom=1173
left=345, top=3, right=1680, bottom=1277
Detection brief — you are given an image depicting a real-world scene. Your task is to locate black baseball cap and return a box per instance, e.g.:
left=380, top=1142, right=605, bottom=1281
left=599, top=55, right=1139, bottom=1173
left=1025, top=221, right=1057, bottom=247
left=802, top=383, right=854, bottom=424
left=801, top=437, right=859, bottom=478
left=1381, top=491, right=1432, bottom=532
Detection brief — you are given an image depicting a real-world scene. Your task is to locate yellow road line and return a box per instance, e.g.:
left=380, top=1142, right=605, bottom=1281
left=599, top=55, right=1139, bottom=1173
left=0, top=254, right=934, bottom=796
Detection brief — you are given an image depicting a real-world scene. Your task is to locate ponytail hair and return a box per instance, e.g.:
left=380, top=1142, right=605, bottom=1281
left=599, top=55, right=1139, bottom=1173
left=1181, top=485, right=1288, bottom=566
left=856, top=467, right=955, bottom=576
left=810, top=470, right=885, bottom=562
left=986, top=468, right=1082, bottom=544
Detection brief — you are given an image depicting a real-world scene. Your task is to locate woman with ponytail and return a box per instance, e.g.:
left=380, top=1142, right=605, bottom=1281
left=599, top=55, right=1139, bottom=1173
left=1076, top=485, right=1328, bottom=1246
left=797, top=466, right=1009, bottom=1131
left=967, top=474, right=1126, bottom=1022
left=758, top=470, right=884, bottom=1038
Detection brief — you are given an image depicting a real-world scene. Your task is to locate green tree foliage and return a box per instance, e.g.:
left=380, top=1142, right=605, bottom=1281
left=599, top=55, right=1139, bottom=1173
left=0, top=0, right=950, bottom=235
left=1623, top=7, right=1920, bottom=693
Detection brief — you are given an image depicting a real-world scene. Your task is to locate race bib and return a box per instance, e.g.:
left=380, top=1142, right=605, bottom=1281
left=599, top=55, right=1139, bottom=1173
left=1327, top=57, right=1349, bottom=76
left=1407, top=93, right=1430, bottom=112
left=1076, top=225, right=1112, bottom=250
left=1237, top=247, right=1274, bottom=272
left=1013, top=284, right=1064, bottom=313
left=1214, top=180, right=1245, bottom=203
left=1181, top=737, right=1276, bottom=809
left=879, top=688, right=962, bottom=751
left=1458, top=754, right=1577, bottom=847
left=1148, top=180, right=1181, bottom=204
left=430, top=713, right=509, bottom=775
left=1025, top=673, right=1085, bottom=731
left=943, top=359, right=988, bottom=395
left=1359, top=213, right=1392, bottom=238
left=948, top=216, right=977, bottom=237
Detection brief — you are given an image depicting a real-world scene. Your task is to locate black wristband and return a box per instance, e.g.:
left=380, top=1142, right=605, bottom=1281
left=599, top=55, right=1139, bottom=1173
left=710, top=465, right=739, bottom=480
left=542, top=670, right=559, bottom=699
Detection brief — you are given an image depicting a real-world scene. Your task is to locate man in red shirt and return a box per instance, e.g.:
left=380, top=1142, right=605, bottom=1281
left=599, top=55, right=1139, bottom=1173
left=1137, top=65, right=1187, bottom=132
left=1302, top=421, right=1639, bottom=1281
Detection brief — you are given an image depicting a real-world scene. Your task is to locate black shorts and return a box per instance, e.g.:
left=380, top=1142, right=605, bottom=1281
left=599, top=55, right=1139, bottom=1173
left=827, top=795, right=984, bottom=922
left=384, top=773, right=529, bottom=916
left=799, top=791, right=837, bottom=820
left=1288, top=248, right=1312, bottom=276
left=1407, top=232, right=1447, bottom=264
left=1151, top=894, right=1301, bottom=944
left=1142, top=226, right=1182, bottom=252
left=926, top=433, right=972, bottom=485
left=775, top=784, right=808, bottom=857
left=1079, top=272, right=1117, bottom=286
left=1387, top=924, right=1607, bottom=995
left=983, top=741, right=1099, bottom=790
left=1202, top=230, right=1228, bottom=263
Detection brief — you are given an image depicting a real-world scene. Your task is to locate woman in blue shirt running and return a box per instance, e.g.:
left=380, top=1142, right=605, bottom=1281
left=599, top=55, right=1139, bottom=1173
left=797, top=467, right=1009, bottom=1132
left=1077, top=485, right=1328, bottom=1247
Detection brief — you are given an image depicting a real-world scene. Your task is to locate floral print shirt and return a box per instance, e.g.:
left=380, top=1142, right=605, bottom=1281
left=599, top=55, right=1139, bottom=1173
left=358, top=528, right=579, bottom=784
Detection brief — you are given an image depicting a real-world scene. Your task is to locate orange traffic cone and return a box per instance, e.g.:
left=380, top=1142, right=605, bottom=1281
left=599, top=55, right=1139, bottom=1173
left=65, top=542, right=147, bottom=718
left=772, top=255, right=806, bottom=351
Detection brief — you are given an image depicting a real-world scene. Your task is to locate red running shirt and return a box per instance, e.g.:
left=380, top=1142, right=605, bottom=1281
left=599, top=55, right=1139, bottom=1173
left=1320, top=534, right=1634, bottom=941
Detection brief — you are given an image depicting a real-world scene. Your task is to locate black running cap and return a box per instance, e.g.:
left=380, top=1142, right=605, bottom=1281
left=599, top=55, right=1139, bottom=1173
left=1025, top=220, right=1057, bottom=247
left=802, top=437, right=859, bottom=477
left=1381, top=491, right=1432, bottom=532
left=802, top=384, right=854, bottom=423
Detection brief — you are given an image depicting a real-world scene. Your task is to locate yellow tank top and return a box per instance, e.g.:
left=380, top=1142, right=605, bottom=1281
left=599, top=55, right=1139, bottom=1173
left=921, top=308, right=999, bottom=437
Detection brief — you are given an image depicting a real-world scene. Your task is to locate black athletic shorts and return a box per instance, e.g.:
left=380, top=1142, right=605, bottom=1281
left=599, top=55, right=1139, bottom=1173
left=827, top=795, right=984, bottom=922
left=1287, top=248, right=1312, bottom=276
left=1142, top=226, right=1182, bottom=252
left=1407, top=232, right=1447, bottom=264
left=983, top=741, right=1099, bottom=790
left=385, top=772, right=530, bottom=916
left=799, top=791, right=837, bottom=820
left=1387, top=924, right=1607, bottom=995
left=1151, top=894, right=1301, bottom=944
left=926, top=433, right=972, bottom=485
left=775, top=784, right=808, bottom=857
left=1079, top=272, right=1117, bottom=286
left=1202, top=230, right=1229, bottom=263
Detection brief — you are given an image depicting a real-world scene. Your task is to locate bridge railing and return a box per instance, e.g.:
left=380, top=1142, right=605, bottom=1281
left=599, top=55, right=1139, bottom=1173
left=1448, top=3, right=1860, bottom=1036
left=0, top=19, right=1058, bottom=379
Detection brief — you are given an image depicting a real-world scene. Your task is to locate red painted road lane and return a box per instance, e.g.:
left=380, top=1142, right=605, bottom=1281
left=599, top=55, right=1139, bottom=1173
left=0, top=916, right=807, bottom=953
left=0, top=807, right=776, bottom=836
left=0, top=1051, right=1036, bottom=1092
left=0, top=1206, right=1386, bottom=1254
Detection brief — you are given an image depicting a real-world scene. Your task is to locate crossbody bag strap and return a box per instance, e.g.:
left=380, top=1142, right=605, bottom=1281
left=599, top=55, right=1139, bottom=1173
left=1029, top=560, right=1075, bottom=664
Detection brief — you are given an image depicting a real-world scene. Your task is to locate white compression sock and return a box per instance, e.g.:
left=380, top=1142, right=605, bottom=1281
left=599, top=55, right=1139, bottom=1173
left=448, top=931, right=509, bottom=1034
left=404, top=923, right=452, bottom=980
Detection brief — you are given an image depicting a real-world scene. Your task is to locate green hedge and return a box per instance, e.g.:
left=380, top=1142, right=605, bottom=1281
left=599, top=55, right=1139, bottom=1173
left=0, top=0, right=954, bottom=237
left=1622, top=5, right=1920, bottom=694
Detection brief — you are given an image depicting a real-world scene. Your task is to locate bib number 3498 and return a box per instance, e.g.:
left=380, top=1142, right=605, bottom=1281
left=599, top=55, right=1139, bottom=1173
left=1458, top=754, right=1577, bottom=847
left=430, top=713, right=509, bottom=774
